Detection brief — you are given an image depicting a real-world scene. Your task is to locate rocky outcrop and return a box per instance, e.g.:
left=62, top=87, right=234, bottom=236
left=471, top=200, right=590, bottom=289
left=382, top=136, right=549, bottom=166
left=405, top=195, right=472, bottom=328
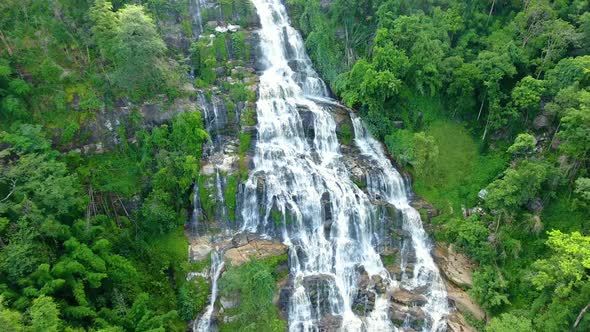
left=224, top=239, right=288, bottom=266
left=391, top=288, right=428, bottom=307
left=433, top=243, right=474, bottom=288
left=445, top=281, right=486, bottom=321
left=447, top=311, right=477, bottom=332
left=433, top=242, right=484, bottom=329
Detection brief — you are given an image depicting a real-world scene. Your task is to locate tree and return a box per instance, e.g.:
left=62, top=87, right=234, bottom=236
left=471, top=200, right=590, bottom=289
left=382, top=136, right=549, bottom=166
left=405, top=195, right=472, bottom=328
left=507, top=133, right=536, bottom=158
left=0, top=297, right=24, bottom=332
left=532, top=230, right=590, bottom=297
left=574, top=177, right=590, bottom=206
left=511, top=76, right=545, bottom=121
left=485, top=159, right=551, bottom=213
left=558, top=104, right=590, bottom=171
left=29, top=296, right=61, bottom=332
left=412, top=132, right=439, bottom=181
left=486, top=313, right=533, bottom=332
left=90, top=2, right=179, bottom=100
left=474, top=51, right=517, bottom=140
left=470, top=266, right=510, bottom=313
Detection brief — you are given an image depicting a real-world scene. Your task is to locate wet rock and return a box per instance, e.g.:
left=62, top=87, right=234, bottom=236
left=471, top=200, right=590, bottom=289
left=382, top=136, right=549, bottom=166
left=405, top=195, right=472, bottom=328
left=297, top=105, right=315, bottom=143
left=318, top=314, right=342, bottom=331
left=321, top=192, right=332, bottom=224
left=433, top=243, right=474, bottom=288
left=410, top=197, right=439, bottom=221
left=352, top=288, right=376, bottom=316
left=391, top=288, right=428, bottom=306
left=220, top=296, right=239, bottom=309
left=389, top=302, right=427, bottom=330
left=224, top=239, right=287, bottom=266
left=302, top=274, right=340, bottom=317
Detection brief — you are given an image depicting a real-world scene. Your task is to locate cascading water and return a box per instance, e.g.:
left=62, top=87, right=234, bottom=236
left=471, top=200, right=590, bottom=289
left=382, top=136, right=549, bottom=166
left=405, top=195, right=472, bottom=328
left=352, top=117, right=449, bottom=331
left=238, top=0, right=449, bottom=331
left=194, top=250, right=225, bottom=331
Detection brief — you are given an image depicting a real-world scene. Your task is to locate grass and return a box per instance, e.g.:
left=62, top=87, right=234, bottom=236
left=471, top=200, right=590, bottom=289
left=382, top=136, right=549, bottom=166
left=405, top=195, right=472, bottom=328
left=413, top=121, right=507, bottom=216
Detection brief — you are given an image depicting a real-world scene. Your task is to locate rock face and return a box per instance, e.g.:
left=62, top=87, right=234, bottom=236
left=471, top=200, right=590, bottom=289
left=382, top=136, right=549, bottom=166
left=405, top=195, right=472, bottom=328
left=224, top=239, right=288, bottom=266
left=391, top=288, right=428, bottom=306
left=445, top=281, right=486, bottom=321
left=433, top=243, right=474, bottom=288
left=433, top=242, right=485, bottom=329
left=447, top=311, right=477, bottom=332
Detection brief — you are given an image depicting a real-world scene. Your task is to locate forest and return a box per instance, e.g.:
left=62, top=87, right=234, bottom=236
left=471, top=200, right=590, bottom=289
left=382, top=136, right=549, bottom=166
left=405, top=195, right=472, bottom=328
left=0, top=0, right=589, bottom=331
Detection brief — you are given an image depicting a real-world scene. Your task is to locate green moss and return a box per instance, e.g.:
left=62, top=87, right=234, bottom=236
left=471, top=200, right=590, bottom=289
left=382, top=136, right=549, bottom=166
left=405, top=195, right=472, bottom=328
left=224, top=174, right=238, bottom=222
left=238, top=132, right=252, bottom=176
left=352, top=177, right=367, bottom=189
left=198, top=174, right=216, bottom=221
left=240, top=106, right=256, bottom=127
left=337, top=122, right=353, bottom=146
left=213, top=34, right=229, bottom=62
left=380, top=253, right=396, bottom=266
left=271, top=209, right=282, bottom=225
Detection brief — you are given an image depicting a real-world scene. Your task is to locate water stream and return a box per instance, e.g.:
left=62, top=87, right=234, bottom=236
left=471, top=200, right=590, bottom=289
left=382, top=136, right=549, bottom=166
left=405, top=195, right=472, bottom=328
left=193, top=250, right=225, bottom=332
left=236, top=0, right=449, bottom=331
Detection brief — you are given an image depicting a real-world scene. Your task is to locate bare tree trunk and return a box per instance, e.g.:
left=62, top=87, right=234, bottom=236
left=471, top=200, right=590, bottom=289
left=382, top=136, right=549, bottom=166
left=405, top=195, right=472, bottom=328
left=487, top=0, right=496, bottom=23
left=574, top=303, right=590, bottom=329
left=482, top=112, right=491, bottom=141
left=477, top=93, right=486, bottom=121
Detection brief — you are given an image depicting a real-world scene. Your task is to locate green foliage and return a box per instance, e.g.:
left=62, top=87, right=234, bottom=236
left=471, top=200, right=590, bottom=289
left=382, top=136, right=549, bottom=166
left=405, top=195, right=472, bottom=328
left=219, top=259, right=286, bottom=331
left=177, top=277, right=210, bottom=321
left=90, top=2, right=182, bottom=100
left=485, top=159, right=554, bottom=213
left=337, top=123, right=353, bottom=146
left=411, top=132, right=439, bottom=181
left=469, top=267, right=510, bottom=314
left=224, top=174, right=238, bottom=222
left=30, top=296, right=62, bottom=332
left=486, top=313, right=533, bottom=332
left=532, top=230, right=590, bottom=297
left=507, top=133, right=536, bottom=158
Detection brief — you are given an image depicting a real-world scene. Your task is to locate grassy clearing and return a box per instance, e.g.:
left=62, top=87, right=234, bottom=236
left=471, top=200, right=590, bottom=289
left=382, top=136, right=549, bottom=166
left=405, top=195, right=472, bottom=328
left=413, top=121, right=507, bottom=216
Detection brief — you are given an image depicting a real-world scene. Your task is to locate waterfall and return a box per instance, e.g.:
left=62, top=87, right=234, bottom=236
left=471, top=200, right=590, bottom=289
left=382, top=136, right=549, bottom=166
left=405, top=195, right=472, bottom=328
left=352, top=117, right=450, bottom=331
left=237, top=0, right=449, bottom=331
left=194, top=250, right=225, bottom=331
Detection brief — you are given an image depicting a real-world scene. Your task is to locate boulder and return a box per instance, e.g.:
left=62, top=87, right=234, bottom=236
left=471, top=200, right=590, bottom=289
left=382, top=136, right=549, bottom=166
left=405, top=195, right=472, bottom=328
left=224, top=239, right=287, bottom=266
left=189, top=236, right=213, bottom=262
left=433, top=243, right=474, bottom=288
left=389, top=302, right=427, bottom=330
left=532, top=112, right=550, bottom=130
left=391, top=288, right=428, bottom=306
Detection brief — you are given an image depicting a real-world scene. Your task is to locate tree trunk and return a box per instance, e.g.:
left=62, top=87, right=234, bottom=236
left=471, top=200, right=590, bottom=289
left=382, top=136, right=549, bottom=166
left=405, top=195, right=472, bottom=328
left=477, top=93, right=486, bottom=121
left=487, top=0, right=496, bottom=22
left=482, top=112, right=491, bottom=141
left=574, top=303, right=590, bottom=329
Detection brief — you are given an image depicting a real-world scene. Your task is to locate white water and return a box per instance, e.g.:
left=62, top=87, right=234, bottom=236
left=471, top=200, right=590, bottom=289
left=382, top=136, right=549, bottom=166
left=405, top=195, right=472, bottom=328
left=238, top=0, right=448, bottom=331
left=194, top=250, right=225, bottom=331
